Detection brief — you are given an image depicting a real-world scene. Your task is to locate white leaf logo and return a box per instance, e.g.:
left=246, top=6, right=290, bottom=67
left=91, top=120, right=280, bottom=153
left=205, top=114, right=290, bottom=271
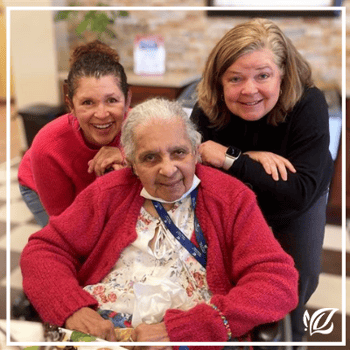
left=303, top=310, right=310, bottom=329
left=303, top=308, right=338, bottom=336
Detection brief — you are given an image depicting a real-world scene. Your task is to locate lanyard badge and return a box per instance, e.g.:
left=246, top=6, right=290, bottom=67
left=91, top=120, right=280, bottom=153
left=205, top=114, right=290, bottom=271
left=152, top=187, right=207, bottom=268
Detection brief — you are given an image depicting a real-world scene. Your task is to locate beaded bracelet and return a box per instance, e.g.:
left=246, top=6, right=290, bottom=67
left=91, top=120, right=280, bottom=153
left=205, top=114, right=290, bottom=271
left=209, top=303, right=232, bottom=341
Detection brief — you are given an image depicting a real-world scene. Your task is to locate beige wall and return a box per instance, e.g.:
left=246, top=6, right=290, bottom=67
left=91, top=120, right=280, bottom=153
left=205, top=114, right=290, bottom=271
left=6, top=0, right=61, bottom=109
left=58, top=0, right=345, bottom=93
left=2, top=1, right=348, bottom=105
left=0, top=0, right=6, bottom=100
left=11, top=10, right=60, bottom=109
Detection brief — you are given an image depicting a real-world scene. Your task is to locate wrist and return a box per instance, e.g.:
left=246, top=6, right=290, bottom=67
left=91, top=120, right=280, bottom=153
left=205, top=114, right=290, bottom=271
left=223, top=146, right=241, bottom=170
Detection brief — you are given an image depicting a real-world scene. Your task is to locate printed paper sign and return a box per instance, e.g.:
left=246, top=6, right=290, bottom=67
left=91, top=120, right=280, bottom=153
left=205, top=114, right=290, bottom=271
left=134, top=35, right=166, bottom=75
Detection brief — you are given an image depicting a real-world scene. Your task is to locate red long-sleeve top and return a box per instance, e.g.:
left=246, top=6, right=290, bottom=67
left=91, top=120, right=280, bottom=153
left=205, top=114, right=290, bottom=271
left=18, top=113, right=121, bottom=216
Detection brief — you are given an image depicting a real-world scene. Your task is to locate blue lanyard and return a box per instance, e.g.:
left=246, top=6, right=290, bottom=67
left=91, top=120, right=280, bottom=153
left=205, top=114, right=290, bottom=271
left=152, top=187, right=207, bottom=268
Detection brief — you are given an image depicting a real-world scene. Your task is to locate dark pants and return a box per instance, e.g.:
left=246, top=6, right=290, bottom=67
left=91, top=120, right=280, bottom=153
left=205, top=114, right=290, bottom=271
left=272, top=191, right=328, bottom=342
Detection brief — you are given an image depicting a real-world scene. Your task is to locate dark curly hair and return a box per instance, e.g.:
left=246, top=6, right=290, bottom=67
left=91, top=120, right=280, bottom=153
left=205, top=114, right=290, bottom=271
left=66, top=40, right=128, bottom=100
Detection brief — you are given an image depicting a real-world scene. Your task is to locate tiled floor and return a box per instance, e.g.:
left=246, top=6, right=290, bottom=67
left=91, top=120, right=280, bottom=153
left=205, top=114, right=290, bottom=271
left=0, top=158, right=42, bottom=321
left=0, top=157, right=349, bottom=348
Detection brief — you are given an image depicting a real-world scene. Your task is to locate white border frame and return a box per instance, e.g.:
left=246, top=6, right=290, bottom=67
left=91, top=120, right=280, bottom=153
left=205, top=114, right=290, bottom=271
left=6, top=5, right=346, bottom=348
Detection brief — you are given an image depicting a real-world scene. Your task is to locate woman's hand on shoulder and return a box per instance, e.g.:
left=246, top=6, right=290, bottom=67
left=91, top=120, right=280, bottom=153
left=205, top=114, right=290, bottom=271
left=65, top=306, right=117, bottom=341
left=88, top=146, right=126, bottom=176
left=244, top=151, right=296, bottom=181
left=198, top=140, right=227, bottom=169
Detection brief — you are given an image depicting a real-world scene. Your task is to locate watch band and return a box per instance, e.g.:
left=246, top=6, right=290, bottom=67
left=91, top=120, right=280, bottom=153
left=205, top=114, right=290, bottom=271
left=223, top=155, right=235, bottom=170
left=223, top=146, right=241, bottom=170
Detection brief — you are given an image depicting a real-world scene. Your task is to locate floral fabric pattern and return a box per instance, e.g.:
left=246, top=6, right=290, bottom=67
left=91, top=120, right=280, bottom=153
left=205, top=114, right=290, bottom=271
left=83, top=195, right=212, bottom=327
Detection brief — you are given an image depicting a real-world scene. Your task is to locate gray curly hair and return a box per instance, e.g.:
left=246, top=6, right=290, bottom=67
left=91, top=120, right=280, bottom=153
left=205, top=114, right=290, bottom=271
left=121, top=98, right=201, bottom=162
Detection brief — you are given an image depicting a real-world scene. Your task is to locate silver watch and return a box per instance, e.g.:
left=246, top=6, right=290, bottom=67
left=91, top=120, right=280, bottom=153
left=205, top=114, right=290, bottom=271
left=223, top=146, right=241, bottom=170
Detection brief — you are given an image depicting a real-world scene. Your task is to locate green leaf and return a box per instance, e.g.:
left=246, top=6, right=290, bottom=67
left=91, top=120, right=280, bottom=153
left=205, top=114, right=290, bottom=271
left=54, top=6, right=124, bottom=38
left=75, top=18, right=90, bottom=35
left=23, top=347, right=40, bottom=350
left=54, top=10, right=73, bottom=21
left=104, top=27, right=117, bottom=39
left=91, top=13, right=110, bottom=33
left=70, top=330, right=97, bottom=342
left=118, top=10, right=129, bottom=17
left=84, top=11, right=96, bottom=21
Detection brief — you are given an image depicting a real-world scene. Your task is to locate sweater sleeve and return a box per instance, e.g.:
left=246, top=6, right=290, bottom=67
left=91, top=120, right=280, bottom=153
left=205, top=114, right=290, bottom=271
left=28, top=117, right=83, bottom=216
left=231, top=89, right=332, bottom=213
left=20, top=182, right=105, bottom=326
left=164, top=181, right=299, bottom=342
left=31, top=146, right=76, bottom=216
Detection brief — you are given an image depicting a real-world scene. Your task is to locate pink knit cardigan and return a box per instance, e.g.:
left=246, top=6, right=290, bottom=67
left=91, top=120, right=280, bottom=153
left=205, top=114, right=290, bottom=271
left=21, top=164, right=298, bottom=345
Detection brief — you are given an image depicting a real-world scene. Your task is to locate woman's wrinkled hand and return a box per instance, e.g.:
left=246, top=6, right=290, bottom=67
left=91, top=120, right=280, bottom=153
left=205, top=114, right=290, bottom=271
left=198, top=140, right=228, bottom=169
left=88, top=146, right=126, bottom=176
left=65, top=307, right=117, bottom=341
left=124, top=322, right=172, bottom=350
left=244, top=151, right=296, bottom=181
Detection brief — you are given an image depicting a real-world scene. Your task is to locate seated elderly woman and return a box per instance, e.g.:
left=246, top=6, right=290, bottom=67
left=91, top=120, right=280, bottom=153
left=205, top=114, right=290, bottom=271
left=20, top=98, right=298, bottom=346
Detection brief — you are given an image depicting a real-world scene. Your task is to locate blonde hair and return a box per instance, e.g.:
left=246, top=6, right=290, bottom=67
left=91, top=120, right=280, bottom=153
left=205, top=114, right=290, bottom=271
left=198, top=18, right=314, bottom=128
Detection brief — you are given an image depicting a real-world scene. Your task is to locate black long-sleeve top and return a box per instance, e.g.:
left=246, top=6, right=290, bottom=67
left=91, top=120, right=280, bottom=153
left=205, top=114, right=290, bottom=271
left=191, top=87, right=334, bottom=226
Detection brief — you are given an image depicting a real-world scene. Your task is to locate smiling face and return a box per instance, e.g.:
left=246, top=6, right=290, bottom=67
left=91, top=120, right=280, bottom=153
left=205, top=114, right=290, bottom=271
left=132, top=118, right=197, bottom=202
left=221, top=48, right=282, bottom=122
left=70, top=75, right=130, bottom=146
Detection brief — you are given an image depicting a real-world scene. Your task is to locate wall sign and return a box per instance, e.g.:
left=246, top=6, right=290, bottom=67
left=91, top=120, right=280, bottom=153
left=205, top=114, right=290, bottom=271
left=134, top=35, right=166, bottom=75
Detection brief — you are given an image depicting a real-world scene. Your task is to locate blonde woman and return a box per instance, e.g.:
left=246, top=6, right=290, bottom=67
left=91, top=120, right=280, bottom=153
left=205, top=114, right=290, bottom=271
left=191, top=18, right=333, bottom=344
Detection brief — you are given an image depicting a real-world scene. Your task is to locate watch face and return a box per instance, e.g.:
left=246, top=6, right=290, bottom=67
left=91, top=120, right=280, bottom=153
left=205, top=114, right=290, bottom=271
left=227, top=146, right=241, bottom=158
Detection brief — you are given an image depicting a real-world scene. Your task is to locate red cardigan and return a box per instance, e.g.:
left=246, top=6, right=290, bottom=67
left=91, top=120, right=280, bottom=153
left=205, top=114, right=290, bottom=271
left=20, top=164, right=298, bottom=344
left=18, top=113, right=121, bottom=216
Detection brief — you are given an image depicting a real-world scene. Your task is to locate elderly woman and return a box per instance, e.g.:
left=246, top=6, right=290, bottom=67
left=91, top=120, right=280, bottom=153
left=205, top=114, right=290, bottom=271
left=18, top=40, right=131, bottom=227
left=190, top=18, right=333, bottom=343
left=21, top=98, right=298, bottom=346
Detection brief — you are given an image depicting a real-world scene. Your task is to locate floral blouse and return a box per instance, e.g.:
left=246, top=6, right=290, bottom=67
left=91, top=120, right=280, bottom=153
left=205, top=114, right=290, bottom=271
left=83, top=195, right=212, bottom=328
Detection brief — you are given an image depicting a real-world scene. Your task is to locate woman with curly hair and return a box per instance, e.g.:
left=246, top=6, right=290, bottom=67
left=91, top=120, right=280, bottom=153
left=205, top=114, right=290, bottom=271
left=18, top=40, right=131, bottom=226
